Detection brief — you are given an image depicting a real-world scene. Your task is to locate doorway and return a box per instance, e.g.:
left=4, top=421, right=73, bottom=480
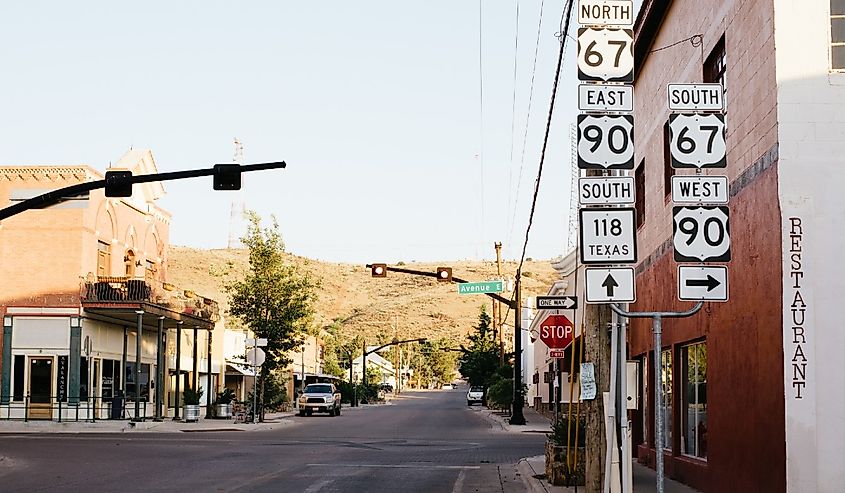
left=28, top=357, right=53, bottom=420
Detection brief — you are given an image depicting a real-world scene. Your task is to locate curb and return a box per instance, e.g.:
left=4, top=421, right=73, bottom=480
left=517, top=456, right=550, bottom=493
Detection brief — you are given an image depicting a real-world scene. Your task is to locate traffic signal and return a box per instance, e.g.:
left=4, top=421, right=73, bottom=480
left=436, top=267, right=452, bottom=282
left=104, top=170, right=133, bottom=197
left=371, top=263, right=387, bottom=277
left=213, top=164, right=241, bottom=190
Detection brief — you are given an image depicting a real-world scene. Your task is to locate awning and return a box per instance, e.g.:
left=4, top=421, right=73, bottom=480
left=226, top=362, right=256, bottom=377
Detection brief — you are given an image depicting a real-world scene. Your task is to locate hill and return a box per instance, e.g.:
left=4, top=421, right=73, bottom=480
left=166, top=246, right=561, bottom=344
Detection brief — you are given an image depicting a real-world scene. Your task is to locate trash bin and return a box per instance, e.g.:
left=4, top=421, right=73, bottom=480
left=110, top=391, right=124, bottom=420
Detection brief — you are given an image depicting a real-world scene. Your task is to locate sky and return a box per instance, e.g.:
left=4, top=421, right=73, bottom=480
left=0, top=1, right=635, bottom=264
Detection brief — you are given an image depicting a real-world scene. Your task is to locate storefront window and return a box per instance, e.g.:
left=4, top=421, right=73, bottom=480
left=125, top=362, right=150, bottom=402
left=683, top=342, right=708, bottom=459
left=661, top=349, right=672, bottom=450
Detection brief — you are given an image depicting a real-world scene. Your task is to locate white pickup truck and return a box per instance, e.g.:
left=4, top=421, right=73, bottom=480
left=298, top=383, right=342, bottom=417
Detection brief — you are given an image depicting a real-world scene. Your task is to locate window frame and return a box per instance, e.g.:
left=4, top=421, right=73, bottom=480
left=681, top=341, right=708, bottom=461
left=660, top=348, right=673, bottom=451
left=635, top=161, right=645, bottom=230
left=831, top=1, right=845, bottom=71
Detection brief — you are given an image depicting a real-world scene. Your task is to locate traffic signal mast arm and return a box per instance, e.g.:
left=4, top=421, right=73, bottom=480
left=365, top=264, right=515, bottom=308
left=364, top=337, right=427, bottom=357
left=0, top=161, right=286, bottom=221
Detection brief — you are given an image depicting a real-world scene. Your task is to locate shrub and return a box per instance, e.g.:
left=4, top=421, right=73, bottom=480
left=216, top=388, right=236, bottom=405
left=183, top=387, right=204, bottom=405
left=548, top=415, right=586, bottom=447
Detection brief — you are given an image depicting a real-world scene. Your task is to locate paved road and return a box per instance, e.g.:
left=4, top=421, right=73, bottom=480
left=0, top=389, right=545, bottom=492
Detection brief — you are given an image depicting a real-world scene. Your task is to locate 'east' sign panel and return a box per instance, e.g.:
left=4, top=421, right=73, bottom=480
left=579, top=176, right=635, bottom=205
left=577, top=114, right=634, bottom=169
left=577, top=28, right=634, bottom=83
left=672, top=206, right=731, bottom=262
left=669, top=113, right=727, bottom=169
left=578, top=84, right=633, bottom=112
left=671, top=175, right=729, bottom=204
left=678, top=265, right=729, bottom=302
left=580, top=208, right=637, bottom=264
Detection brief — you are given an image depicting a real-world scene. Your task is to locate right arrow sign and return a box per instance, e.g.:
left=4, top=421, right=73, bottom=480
left=586, top=267, right=636, bottom=304
left=678, top=265, right=729, bottom=302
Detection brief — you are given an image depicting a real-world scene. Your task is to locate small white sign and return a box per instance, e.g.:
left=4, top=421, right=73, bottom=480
left=246, top=337, right=268, bottom=347
left=671, top=175, right=729, bottom=204
left=577, top=114, right=634, bottom=169
left=580, top=362, right=597, bottom=401
left=585, top=267, right=636, bottom=303
left=577, top=28, right=634, bottom=83
left=579, top=176, right=635, bottom=205
left=668, top=83, right=724, bottom=111
left=673, top=206, right=731, bottom=262
left=578, top=84, right=633, bottom=112
left=580, top=208, right=637, bottom=264
left=669, top=113, right=727, bottom=169
left=678, top=265, right=729, bottom=302
left=578, top=0, right=634, bottom=26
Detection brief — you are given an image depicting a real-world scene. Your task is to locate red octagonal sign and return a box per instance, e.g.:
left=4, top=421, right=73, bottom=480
left=539, top=314, right=575, bottom=350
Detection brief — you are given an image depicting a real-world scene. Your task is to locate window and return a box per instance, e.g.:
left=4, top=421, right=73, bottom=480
left=833, top=1, right=845, bottom=69
left=635, top=161, right=645, bottom=229
left=97, top=240, right=111, bottom=278
left=703, top=36, right=727, bottom=108
left=125, top=362, right=150, bottom=402
left=683, top=342, right=708, bottom=459
left=663, top=122, right=674, bottom=198
left=660, top=349, right=673, bottom=450
left=641, top=353, right=649, bottom=445
left=101, top=359, right=121, bottom=401
left=12, top=355, right=24, bottom=401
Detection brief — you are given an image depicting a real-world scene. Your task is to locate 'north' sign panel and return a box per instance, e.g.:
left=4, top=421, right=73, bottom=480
left=671, top=175, right=729, bottom=204
left=577, top=114, right=634, bottom=169
left=678, top=265, right=729, bottom=302
left=669, top=113, right=727, bottom=169
left=578, top=0, right=634, bottom=26
left=672, top=206, right=731, bottom=262
left=667, top=84, right=724, bottom=111
left=580, top=208, right=637, bottom=264
left=579, top=176, right=635, bottom=205
left=578, top=84, right=633, bottom=112
left=577, top=28, right=634, bottom=83
left=585, top=267, right=636, bottom=303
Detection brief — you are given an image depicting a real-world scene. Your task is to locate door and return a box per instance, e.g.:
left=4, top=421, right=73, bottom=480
left=93, top=359, right=101, bottom=419
left=28, top=357, right=53, bottom=420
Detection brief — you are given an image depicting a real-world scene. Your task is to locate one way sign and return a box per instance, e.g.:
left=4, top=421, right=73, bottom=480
left=586, top=267, right=636, bottom=304
left=678, top=265, right=728, bottom=302
left=536, top=296, right=578, bottom=310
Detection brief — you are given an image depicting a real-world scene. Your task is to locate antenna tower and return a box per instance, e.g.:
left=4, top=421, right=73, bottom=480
left=567, top=122, right=579, bottom=252
left=227, top=138, right=246, bottom=249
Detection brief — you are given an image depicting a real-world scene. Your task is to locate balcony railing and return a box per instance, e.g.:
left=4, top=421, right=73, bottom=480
left=80, top=276, right=219, bottom=322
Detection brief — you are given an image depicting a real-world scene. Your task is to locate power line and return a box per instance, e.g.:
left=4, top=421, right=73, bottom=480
left=505, top=0, right=521, bottom=232
left=478, top=0, right=485, bottom=258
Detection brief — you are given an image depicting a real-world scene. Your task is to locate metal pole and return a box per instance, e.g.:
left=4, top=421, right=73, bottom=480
left=653, top=315, right=664, bottom=493
left=619, top=318, right=631, bottom=493
left=192, top=327, right=198, bottom=391
left=121, top=326, right=127, bottom=418
left=251, top=356, right=257, bottom=423
left=206, top=331, right=213, bottom=419
left=604, top=321, right=619, bottom=493
left=155, top=317, right=164, bottom=421
left=362, top=341, right=368, bottom=389
left=509, top=271, right=526, bottom=425
left=174, top=321, right=182, bottom=420
left=134, top=310, right=143, bottom=421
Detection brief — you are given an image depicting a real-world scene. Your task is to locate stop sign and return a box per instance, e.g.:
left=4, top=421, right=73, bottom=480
left=538, top=314, right=575, bottom=349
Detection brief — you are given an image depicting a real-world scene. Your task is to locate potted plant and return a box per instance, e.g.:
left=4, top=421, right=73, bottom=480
left=215, top=388, right=235, bottom=419
left=545, top=414, right=586, bottom=486
left=182, top=387, right=203, bottom=422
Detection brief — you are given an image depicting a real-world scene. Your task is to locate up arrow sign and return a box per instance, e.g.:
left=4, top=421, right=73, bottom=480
left=536, top=296, right=579, bottom=310
left=586, top=267, right=635, bottom=303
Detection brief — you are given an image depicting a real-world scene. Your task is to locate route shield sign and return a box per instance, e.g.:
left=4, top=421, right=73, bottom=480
left=578, top=84, right=634, bottom=112
left=579, top=176, right=635, bottom=205
left=579, top=208, right=637, bottom=264
left=671, top=175, right=729, bottom=204
left=678, top=265, right=728, bottom=302
left=577, top=114, right=634, bottom=169
left=585, top=267, right=635, bottom=303
left=669, top=113, right=727, bottom=168
left=577, top=28, right=634, bottom=82
left=672, top=206, right=731, bottom=262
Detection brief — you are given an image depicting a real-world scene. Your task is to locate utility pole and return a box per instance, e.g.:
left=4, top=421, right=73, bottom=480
left=494, top=242, right=504, bottom=366
left=584, top=303, right=612, bottom=492
left=508, top=270, right=526, bottom=425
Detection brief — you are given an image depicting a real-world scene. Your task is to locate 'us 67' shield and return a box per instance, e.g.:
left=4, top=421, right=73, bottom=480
left=577, top=114, right=634, bottom=170
left=673, top=206, right=731, bottom=262
left=669, top=113, right=727, bottom=168
left=577, top=28, right=634, bottom=82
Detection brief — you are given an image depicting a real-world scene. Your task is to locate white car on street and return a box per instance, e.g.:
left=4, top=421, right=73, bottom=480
left=298, top=383, right=342, bottom=416
left=466, top=386, right=484, bottom=406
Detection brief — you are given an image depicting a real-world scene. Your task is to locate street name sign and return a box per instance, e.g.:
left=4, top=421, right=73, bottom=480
left=678, top=265, right=729, bottom=302
left=246, top=337, right=268, bottom=347
left=671, top=175, right=729, bottom=204
left=579, top=208, right=637, bottom=264
left=585, top=267, right=636, bottom=303
left=578, top=0, right=634, bottom=25
left=669, top=113, right=727, bottom=168
left=579, top=176, right=635, bottom=205
left=672, top=206, right=731, bottom=262
left=458, top=281, right=504, bottom=295
left=667, top=83, right=724, bottom=111
left=578, top=84, right=633, bottom=112
left=577, top=114, right=634, bottom=169
left=536, top=296, right=578, bottom=310
left=538, top=314, right=575, bottom=349
left=577, top=28, right=634, bottom=82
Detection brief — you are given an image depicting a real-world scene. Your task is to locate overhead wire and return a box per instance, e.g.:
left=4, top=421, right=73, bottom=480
left=478, top=0, right=486, bottom=258
left=505, top=0, right=521, bottom=234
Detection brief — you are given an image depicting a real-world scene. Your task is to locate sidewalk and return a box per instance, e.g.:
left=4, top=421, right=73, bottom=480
left=478, top=406, right=700, bottom=493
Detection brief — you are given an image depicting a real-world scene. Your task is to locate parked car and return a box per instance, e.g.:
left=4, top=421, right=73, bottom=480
left=442, top=384, right=453, bottom=390
left=466, top=386, right=484, bottom=406
left=298, top=383, right=342, bottom=416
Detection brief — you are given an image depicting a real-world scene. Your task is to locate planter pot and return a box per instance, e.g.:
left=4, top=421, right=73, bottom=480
left=183, top=404, right=201, bottom=422
left=545, top=441, right=585, bottom=486
left=215, top=403, right=232, bottom=419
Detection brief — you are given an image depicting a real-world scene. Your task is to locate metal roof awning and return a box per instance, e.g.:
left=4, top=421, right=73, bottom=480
left=226, top=361, right=256, bottom=377
left=82, top=301, right=215, bottom=330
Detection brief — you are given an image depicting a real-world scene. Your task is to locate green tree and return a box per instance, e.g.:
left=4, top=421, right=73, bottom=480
left=458, top=306, right=501, bottom=387
left=415, top=338, right=459, bottom=387
left=226, top=211, right=318, bottom=419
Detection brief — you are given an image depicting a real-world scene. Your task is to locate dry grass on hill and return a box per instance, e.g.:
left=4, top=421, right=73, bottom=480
left=167, top=246, right=561, bottom=344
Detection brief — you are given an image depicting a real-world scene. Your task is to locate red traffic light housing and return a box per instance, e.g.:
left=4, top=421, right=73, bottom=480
left=371, top=263, right=387, bottom=277
left=105, top=170, right=133, bottom=197
left=436, top=267, right=452, bottom=282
